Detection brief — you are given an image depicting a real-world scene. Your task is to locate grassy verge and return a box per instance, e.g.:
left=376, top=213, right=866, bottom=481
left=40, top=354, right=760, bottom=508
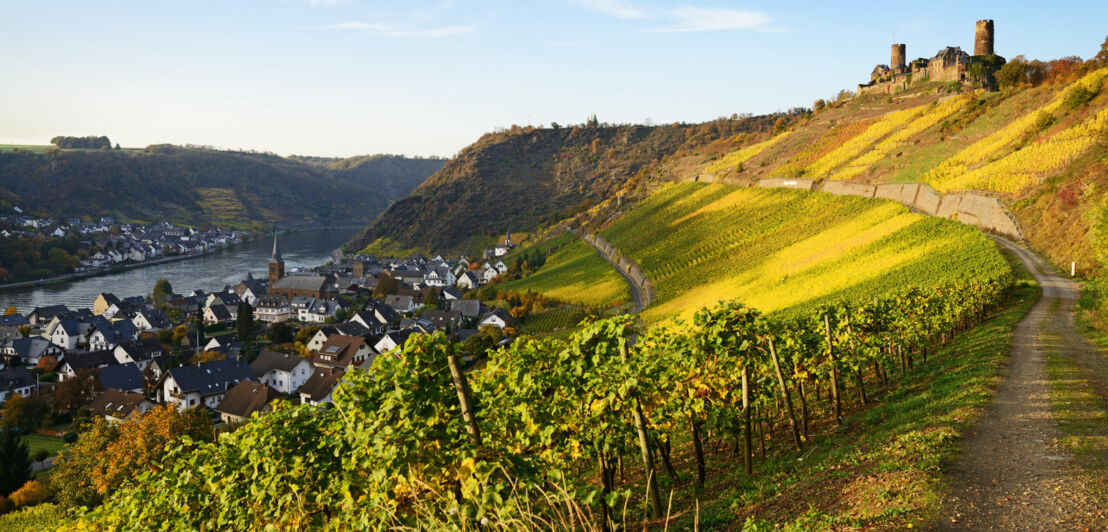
left=1043, top=333, right=1108, bottom=503
left=21, top=434, right=66, bottom=458
left=637, top=264, right=1040, bottom=530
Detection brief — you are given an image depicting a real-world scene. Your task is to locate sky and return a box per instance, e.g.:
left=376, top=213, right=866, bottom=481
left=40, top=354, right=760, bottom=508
left=1, top=0, right=1106, bottom=158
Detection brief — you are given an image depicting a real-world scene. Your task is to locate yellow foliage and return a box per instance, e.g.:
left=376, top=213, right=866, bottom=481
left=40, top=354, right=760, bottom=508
left=804, top=105, right=930, bottom=177
left=704, top=131, right=791, bottom=174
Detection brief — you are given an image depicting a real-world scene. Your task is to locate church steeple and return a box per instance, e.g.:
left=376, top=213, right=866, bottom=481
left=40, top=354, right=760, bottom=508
left=268, top=224, right=284, bottom=286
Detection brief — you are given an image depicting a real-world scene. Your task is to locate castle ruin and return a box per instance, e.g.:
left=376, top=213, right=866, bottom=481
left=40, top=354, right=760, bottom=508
left=858, top=19, right=995, bottom=95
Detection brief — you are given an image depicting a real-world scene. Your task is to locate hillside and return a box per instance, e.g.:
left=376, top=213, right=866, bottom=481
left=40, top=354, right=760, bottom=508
left=0, top=146, right=439, bottom=228
left=347, top=115, right=799, bottom=255
left=289, top=154, right=445, bottom=201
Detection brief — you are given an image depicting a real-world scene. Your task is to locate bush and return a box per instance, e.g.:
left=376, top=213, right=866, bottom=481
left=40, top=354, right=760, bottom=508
left=61, top=432, right=77, bottom=444
left=9, top=480, right=49, bottom=508
left=0, top=495, right=12, bottom=515
left=1064, top=85, right=1095, bottom=110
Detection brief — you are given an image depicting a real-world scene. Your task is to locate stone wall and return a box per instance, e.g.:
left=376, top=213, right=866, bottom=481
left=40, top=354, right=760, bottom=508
left=758, top=179, right=1024, bottom=240
left=581, top=231, right=654, bottom=307
left=757, top=178, right=817, bottom=191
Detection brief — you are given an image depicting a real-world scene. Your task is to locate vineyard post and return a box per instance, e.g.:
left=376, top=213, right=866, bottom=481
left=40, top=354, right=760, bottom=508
left=446, top=354, right=482, bottom=446
left=632, top=398, right=664, bottom=518
left=742, top=366, right=753, bottom=475
left=823, top=314, right=843, bottom=424
left=844, top=312, right=867, bottom=405
left=690, top=416, right=706, bottom=488
left=767, top=338, right=802, bottom=450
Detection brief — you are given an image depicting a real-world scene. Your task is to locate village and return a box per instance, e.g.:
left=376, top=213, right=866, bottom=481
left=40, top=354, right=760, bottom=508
left=0, top=230, right=523, bottom=432
left=0, top=208, right=247, bottom=284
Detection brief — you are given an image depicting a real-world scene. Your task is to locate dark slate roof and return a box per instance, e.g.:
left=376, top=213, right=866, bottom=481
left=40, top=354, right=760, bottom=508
left=208, top=305, right=232, bottom=321
left=252, top=350, right=308, bottom=376
left=116, top=338, right=165, bottom=362
left=480, top=307, right=517, bottom=326
left=0, top=315, right=29, bottom=327
left=421, top=310, right=462, bottom=330
left=99, top=362, right=144, bottom=392
left=335, top=321, right=372, bottom=337
left=448, top=299, right=482, bottom=318
left=0, top=367, right=35, bottom=390
left=167, top=358, right=257, bottom=397
left=366, top=301, right=400, bottom=325
left=299, top=367, right=344, bottom=402
left=272, top=275, right=330, bottom=292
left=215, top=381, right=281, bottom=419
left=136, top=309, right=172, bottom=329
left=8, top=337, right=56, bottom=359
left=62, top=350, right=118, bottom=371
left=450, top=329, right=479, bottom=342
left=30, top=305, right=70, bottom=320
left=87, top=389, right=149, bottom=419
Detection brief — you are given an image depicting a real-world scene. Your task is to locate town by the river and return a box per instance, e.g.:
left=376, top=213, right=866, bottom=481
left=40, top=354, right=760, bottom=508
left=0, top=228, right=358, bottom=313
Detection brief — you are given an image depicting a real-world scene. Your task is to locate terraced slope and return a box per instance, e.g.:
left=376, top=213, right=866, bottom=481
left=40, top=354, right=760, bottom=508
left=494, top=236, right=629, bottom=308
left=598, top=182, right=1010, bottom=323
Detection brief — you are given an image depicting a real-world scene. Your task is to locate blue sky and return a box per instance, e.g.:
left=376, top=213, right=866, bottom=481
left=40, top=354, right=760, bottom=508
left=1, top=0, right=1105, bottom=157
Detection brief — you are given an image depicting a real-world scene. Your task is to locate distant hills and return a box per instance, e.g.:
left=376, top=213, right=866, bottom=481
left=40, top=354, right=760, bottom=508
left=347, top=116, right=793, bottom=255
left=0, top=146, right=444, bottom=228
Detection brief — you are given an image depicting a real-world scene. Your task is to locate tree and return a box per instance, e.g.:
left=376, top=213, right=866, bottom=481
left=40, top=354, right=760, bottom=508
left=267, top=321, right=294, bottom=344
left=1098, top=35, right=1108, bottom=67
left=8, top=480, right=49, bottom=508
left=294, top=325, right=320, bottom=345
left=0, top=429, right=31, bottom=497
left=193, top=350, right=226, bottom=364
left=152, top=279, right=173, bottom=303
left=237, top=303, right=255, bottom=343
left=51, top=405, right=214, bottom=508
left=0, top=395, right=48, bottom=433
left=52, top=369, right=102, bottom=415
left=995, top=55, right=1028, bottom=90
left=32, top=449, right=49, bottom=466
left=35, top=355, right=58, bottom=373
left=171, top=324, right=188, bottom=344
left=373, top=272, right=398, bottom=299
left=3, top=306, right=17, bottom=315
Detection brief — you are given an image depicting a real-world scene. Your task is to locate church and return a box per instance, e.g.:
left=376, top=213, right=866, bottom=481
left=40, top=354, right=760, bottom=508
left=267, top=229, right=338, bottom=300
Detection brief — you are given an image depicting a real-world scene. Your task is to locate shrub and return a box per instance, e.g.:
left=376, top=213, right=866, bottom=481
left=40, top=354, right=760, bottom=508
left=9, top=481, right=49, bottom=508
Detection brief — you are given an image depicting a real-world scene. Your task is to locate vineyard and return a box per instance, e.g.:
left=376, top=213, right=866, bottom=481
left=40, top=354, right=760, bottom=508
left=521, top=306, right=591, bottom=335
left=594, top=182, right=1011, bottom=323
left=704, top=131, right=790, bottom=174
left=73, top=251, right=1019, bottom=529
left=770, top=118, right=878, bottom=177
left=495, top=236, right=629, bottom=309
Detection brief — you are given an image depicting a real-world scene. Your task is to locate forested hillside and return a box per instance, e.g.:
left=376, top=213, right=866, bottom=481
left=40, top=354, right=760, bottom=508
left=290, top=154, right=445, bottom=201
left=0, top=146, right=439, bottom=227
left=348, top=114, right=802, bottom=255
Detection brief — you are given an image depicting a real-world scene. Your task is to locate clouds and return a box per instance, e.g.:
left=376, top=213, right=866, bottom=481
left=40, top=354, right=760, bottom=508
left=573, top=1, right=773, bottom=33
left=326, top=21, right=474, bottom=38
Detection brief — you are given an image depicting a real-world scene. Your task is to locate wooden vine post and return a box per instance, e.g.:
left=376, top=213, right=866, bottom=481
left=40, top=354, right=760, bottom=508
left=843, top=311, right=868, bottom=405
left=823, top=314, right=843, bottom=424
left=767, top=338, right=802, bottom=450
left=621, top=340, right=663, bottom=517
left=741, top=366, right=753, bottom=475
left=446, top=354, right=482, bottom=446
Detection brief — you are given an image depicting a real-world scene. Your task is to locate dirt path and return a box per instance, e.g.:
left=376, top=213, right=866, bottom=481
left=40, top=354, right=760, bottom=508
left=933, top=237, right=1105, bottom=530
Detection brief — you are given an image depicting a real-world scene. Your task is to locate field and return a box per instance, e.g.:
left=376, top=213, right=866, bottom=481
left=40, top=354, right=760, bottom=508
left=196, top=187, right=250, bottom=220
left=495, top=235, right=629, bottom=308
left=21, top=434, right=67, bottom=458
left=598, top=182, right=1011, bottom=323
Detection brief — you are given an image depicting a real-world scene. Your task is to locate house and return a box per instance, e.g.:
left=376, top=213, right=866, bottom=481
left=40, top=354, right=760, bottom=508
left=0, top=314, right=30, bottom=328
left=391, top=269, right=425, bottom=288
left=160, top=358, right=257, bottom=411
left=28, top=305, right=70, bottom=326
left=206, top=291, right=243, bottom=311
left=479, top=308, right=517, bottom=330
left=314, top=335, right=375, bottom=370
left=374, top=329, right=417, bottom=354
left=494, top=260, right=508, bottom=274
left=47, top=319, right=86, bottom=350
left=87, top=389, right=155, bottom=424
left=88, top=317, right=139, bottom=351
left=448, top=299, right=482, bottom=319
left=251, top=350, right=313, bottom=394
left=456, top=271, right=481, bottom=290
left=348, top=311, right=388, bottom=336
left=299, top=367, right=344, bottom=406
left=93, top=293, right=121, bottom=316
left=384, top=294, right=417, bottom=313
left=0, top=367, right=35, bottom=402
left=421, top=310, right=462, bottom=331
left=57, top=350, right=118, bottom=381
left=214, top=381, right=282, bottom=424
left=423, top=267, right=456, bottom=288
left=365, top=301, right=401, bottom=328
left=254, top=293, right=292, bottom=323
left=203, top=304, right=234, bottom=325
left=2, top=337, right=64, bottom=366
left=113, top=338, right=166, bottom=372
left=481, top=266, right=500, bottom=283
left=441, top=286, right=463, bottom=301
left=297, top=298, right=342, bottom=323
left=98, top=362, right=145, bottom=394
left=270, top=275, right=337, bottom=300
left=132, top=309, right=172, bottom=331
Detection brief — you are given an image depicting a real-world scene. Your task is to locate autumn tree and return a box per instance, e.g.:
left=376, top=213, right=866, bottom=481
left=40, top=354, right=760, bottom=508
left=52, top=368, right=103, bottom=415
left=0, top=429, right=31, bottom=497
left=152, top=279, right=173, bottom=303
left=35, top=355, right=58, bottom=373
left=3, top=306, right=17, bottom=315
left=50, top=404, right=214, bottom=508
left=373, top=272, right=398, bottom=299
left=0, top=394, right=48, bottom=433
left=192, top=350, right=226, bottom=364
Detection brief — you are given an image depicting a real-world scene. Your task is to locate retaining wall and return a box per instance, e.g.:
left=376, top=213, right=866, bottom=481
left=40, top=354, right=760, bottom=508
left=582, top=231, right=654, bottom=307
left=758, top=179, right=1025, bottom=240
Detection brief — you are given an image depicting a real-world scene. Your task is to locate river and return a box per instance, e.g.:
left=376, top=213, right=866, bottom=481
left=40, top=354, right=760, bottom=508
left=0, top=228, right=360, bottom=313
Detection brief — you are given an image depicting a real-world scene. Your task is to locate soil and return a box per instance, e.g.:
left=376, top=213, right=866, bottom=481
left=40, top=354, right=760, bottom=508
left=930, top=237, right=1107, bottom=530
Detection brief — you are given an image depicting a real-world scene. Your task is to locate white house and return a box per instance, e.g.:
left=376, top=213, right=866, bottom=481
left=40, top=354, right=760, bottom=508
left=299, top=367, right=344, bottom=406
left=0, top=367, right=36, bottom=403
left=478, top=308, right=516, bottom=330
left=160, top=358, right=257, bottom=411
left=456, top=271, right=481, bottom=290
left=251, top=350, right=313, bottom=394
left=48, top=319, right=85, bottom=350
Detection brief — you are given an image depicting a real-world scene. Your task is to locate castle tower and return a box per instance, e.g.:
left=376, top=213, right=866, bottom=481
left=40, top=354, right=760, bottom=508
left=268, top=225, right=284, bottom=286
left=974, top=20, right=994, bottom=56
left=891, top=43, right=906, bottom=71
